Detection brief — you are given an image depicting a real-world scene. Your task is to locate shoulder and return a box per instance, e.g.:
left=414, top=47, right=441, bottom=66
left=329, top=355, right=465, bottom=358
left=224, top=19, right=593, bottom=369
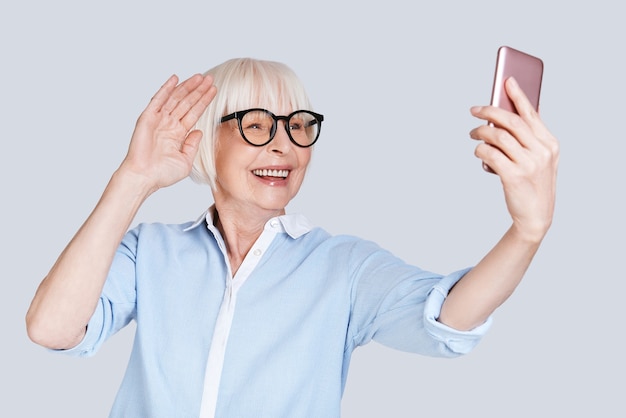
left=297, top=227, right=387, bottom=263
left=121, top=218, right=211, bottom=255
left=125, top=219, right=198, bottom=239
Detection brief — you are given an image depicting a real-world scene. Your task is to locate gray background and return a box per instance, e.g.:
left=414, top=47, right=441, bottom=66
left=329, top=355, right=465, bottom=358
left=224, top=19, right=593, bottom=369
left=2, top=0, right=624, bottom=417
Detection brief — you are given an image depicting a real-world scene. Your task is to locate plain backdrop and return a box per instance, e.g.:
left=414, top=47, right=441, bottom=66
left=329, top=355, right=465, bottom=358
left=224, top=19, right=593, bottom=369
left=2, top=1, right=624, bottom=417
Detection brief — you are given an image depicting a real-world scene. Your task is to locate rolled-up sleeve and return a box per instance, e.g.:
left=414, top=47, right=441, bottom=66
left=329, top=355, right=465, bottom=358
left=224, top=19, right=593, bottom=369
left=52, top=230, right=139, bottom=358
left=347, top=240, right=492, bottom=357
left=423, top=267, right=492, bottom=355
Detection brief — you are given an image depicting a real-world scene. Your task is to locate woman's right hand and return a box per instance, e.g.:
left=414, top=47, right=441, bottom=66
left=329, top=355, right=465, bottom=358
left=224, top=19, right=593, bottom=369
left=119, top=73, right=217, bottom=193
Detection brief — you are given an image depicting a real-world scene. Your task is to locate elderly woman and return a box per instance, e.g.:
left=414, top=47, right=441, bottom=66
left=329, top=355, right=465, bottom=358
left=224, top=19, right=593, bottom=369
left=26, top=58, right=558, bottom=417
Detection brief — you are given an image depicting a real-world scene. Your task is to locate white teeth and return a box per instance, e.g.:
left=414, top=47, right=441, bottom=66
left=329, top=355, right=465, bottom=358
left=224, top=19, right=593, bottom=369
left=253, top=169, right=289, bottom=178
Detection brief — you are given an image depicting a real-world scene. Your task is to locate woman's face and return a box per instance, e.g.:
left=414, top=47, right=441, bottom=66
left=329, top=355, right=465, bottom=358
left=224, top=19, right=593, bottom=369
left=212, top=108, right=312, bottom=216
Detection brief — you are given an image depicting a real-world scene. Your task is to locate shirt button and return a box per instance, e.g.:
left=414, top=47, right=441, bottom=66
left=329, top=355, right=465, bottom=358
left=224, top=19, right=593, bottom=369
left=253, top=248, right=262, bottom=256
left=270, top=220, right=279, bottom=228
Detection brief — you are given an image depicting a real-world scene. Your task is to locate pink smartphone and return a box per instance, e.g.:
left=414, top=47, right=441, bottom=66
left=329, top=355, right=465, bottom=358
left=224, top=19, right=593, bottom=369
left=490, top=45, right=543, bottom=113
left=483, top=46, right=544, bottom=172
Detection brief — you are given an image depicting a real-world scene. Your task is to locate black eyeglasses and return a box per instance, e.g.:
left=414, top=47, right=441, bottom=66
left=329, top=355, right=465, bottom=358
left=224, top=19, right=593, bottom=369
left=220, top=108, right=324, bottom=148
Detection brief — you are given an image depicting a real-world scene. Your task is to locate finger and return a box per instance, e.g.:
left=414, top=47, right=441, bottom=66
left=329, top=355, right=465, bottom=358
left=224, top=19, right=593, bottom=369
left=180, top=83, right=217, bottom=130
left=145, top=75, right=179, bottom=113
left=505, top=77, right=559, bottom=147
left=470, top=105, right=536, bottom=150
left=470, top=118, right=543, bottom=180
left=180, top=129, right=203, bottom=161
left=474, top=141, right=513, bottom=175
left=473, top=102, right=558, bottom=163
left=160, top=74, right=204, bottom=115
left=171, top=75, right=216, bottom=125
left=505, top=77, right=538, bottom=120
left=470, top=124, right=526, bottom=164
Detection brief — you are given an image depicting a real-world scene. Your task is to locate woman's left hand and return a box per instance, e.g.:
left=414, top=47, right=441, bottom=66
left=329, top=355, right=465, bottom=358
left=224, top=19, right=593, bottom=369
left=470, top=77, right=559, bottom=243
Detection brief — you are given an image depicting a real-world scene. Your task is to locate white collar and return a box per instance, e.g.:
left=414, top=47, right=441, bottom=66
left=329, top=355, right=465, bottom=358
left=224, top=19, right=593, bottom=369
left=183, top=205, right=314, bottom=239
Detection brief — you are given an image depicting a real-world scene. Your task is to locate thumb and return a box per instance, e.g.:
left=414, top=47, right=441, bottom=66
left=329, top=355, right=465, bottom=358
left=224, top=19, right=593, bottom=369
left=181, top=130, right=203, bottom=161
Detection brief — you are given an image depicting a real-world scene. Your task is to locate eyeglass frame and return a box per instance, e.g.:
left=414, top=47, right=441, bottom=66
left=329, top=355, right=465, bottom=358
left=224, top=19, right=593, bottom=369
left=219, top=108, right=324, bottom=148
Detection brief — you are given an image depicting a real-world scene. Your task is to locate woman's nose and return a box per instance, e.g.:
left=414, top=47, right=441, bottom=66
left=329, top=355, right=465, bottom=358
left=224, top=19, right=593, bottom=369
left=268, top=121, right=292, bottom=154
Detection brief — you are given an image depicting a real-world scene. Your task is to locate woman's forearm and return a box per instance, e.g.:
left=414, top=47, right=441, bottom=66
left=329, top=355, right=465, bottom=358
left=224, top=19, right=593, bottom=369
left=438, top=224, right=543, bottom=331
left=26, top=169, right=153, bottom=349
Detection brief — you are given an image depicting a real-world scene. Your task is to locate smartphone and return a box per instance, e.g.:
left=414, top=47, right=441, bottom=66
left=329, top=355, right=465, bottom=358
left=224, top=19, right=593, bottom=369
left=490, top=45, right=543, bottom=113
left=483, top=46, right=544, bottom=172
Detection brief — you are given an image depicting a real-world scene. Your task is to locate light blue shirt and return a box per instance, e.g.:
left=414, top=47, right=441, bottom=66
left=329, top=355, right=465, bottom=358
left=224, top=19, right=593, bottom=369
left=60, top=210, right=491, bottom=417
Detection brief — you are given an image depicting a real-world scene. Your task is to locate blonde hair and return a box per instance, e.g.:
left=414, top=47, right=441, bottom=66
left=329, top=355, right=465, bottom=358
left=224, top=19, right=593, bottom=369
left=191, top=58, right=313, bottom=188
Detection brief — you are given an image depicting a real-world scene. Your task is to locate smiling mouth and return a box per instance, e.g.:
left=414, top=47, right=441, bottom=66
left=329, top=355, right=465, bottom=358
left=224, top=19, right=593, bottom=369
left=252, top=169, right=290, bottom=179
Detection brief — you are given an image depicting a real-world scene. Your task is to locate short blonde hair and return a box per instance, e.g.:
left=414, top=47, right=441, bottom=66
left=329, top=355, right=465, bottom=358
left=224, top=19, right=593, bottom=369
left=191, top=58, right=313, bottom=188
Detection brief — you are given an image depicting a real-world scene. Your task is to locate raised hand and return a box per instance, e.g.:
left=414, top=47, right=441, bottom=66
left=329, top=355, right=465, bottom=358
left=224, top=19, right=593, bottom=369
left=438, top=81, right=559, bottom=330
left=26, top=73, right=217, bottom=349
left=470, top=77, right=559, bottom=242
left=120, top=73, right=217, bottom=193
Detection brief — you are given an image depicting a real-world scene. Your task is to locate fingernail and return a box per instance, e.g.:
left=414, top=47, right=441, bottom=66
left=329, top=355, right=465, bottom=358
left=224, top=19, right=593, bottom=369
left=470, top=106, right=482, bottom=113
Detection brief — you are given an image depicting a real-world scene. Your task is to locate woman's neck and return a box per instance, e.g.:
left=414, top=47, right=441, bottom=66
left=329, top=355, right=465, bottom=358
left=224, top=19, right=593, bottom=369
left=212, top=204, right=284, bottom=276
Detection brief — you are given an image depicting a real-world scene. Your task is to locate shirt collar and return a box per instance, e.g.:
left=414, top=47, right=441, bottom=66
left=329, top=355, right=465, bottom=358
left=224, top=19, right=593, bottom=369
left=183, top=205, right=314, bottom=239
